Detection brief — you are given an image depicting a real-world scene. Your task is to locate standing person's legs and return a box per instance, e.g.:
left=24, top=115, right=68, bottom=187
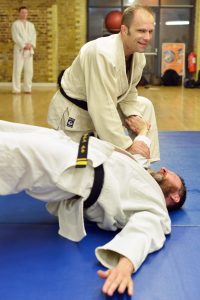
left=12, top=49, right=24, bottom=93
left=23, top=55, right=33, bottom=93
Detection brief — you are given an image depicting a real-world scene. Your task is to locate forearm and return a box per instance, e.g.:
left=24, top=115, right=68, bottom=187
left=96, top=211, right=169, bottom=274
left=118, top=89, right=140, bottom=117
left=126, top=140, right=150, bottom=159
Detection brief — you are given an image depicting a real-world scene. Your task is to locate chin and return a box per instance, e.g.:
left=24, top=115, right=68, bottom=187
left=136, top=48, right=146, bottom=53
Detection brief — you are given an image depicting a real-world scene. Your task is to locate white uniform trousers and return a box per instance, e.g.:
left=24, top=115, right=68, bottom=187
left=12, top=49, right=33, bottom=93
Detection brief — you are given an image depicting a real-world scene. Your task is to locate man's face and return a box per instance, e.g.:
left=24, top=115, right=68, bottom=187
left=19, top=9, right=28, bottom=21
left=122, top=9, right=155, bottom=55
left=150, top=167, right=182, bottom=206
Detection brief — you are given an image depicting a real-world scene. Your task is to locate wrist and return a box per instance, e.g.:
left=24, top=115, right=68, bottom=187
left=126, top=144, right=135, bottom=154
left=119, top=256, right=135, bottom=273
left=138, top=127, right=148, bottom=136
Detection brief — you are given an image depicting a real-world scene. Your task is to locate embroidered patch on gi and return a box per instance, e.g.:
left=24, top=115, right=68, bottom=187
left=66, top=117, right=75, bottom=128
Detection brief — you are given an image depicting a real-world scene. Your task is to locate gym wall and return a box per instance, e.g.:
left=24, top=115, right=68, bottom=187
left=0, top=0, right=87, bottom=83
left=194, top=0, right=200, bottom=78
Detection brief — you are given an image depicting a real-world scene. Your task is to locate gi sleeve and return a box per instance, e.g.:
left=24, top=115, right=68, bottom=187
left=132, top=135, right=151, bottom=168
left=95, top=210, right=171, bottom=273
left=11, top=22, right=26, bottom=49
left=30, top=23, right=36, bottom=48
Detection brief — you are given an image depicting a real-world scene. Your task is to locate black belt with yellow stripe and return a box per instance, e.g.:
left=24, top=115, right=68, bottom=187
left=76, top=132, right=104, bottom=209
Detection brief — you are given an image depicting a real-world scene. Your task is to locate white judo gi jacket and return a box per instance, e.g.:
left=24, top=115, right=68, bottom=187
left=0, top=121, right=170, bottom=273
left=12, top=20, right=36, bottom=54
left=48, top=33, right=160, bottom=162
left=11, top=19, right=36, bottom=93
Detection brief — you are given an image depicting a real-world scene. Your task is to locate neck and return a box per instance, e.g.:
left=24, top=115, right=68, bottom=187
left=124, top=47, right=132, bottom=59
left=125, top=54, right=132, bottom=61
left=121, top=33, right=135, bottom=58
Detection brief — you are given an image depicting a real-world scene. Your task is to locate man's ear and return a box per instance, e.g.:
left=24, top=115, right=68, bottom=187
left=165, top=191, right=180, bottom=208
left=121, top=24, right=127, bottom=35
left=169, top=192, right=180, bottom=204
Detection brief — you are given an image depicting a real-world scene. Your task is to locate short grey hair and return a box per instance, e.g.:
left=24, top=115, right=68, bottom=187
left=121, top=5, right=155, bottom=29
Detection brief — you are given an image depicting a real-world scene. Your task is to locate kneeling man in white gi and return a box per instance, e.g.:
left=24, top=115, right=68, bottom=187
left=0, top=120, right=186, bottom=297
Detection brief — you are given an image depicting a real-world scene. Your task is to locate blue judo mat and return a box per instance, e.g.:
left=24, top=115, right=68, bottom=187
left=0, top=131, right=199, bottom=300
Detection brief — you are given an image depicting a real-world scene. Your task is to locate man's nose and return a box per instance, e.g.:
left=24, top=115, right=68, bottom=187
left=144, top=31, right=151, bottom=41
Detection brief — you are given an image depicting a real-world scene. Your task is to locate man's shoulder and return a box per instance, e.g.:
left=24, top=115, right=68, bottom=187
left=81, top=34, right=122, bottom=62
left=12, top=19, right=20, bottom=26
left=27, top=20, right=35, bottom=27
left=96, top=34, right=121, bottom=53
left=12, top=19, right=35, bottom=26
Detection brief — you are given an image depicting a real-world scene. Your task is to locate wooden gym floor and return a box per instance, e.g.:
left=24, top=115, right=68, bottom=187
left=0, top=85, right=200, bottom=130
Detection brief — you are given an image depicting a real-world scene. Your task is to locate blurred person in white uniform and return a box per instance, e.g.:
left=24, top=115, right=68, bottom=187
left=0, top=120, right=186, bottom=297
left=11, top=6, right=36, bottom=94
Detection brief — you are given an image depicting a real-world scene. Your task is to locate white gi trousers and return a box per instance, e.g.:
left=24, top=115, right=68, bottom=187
left=12, top=49, right=33, bottom=93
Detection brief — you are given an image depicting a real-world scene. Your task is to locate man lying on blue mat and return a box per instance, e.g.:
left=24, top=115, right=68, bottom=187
left=0, top=120, right=186, bottom=297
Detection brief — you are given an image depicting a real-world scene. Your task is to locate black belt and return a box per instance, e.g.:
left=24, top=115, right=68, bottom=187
left=84, top=164, right=104, bottom=209
left=75, top=132, right=104, bottom=209
left=58, top=71, right=88, bottom=111
left=76, top=132, right=93, bottom=168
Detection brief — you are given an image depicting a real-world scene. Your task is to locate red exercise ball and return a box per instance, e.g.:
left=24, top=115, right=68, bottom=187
left=105, top=11, right=122, bottom=33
